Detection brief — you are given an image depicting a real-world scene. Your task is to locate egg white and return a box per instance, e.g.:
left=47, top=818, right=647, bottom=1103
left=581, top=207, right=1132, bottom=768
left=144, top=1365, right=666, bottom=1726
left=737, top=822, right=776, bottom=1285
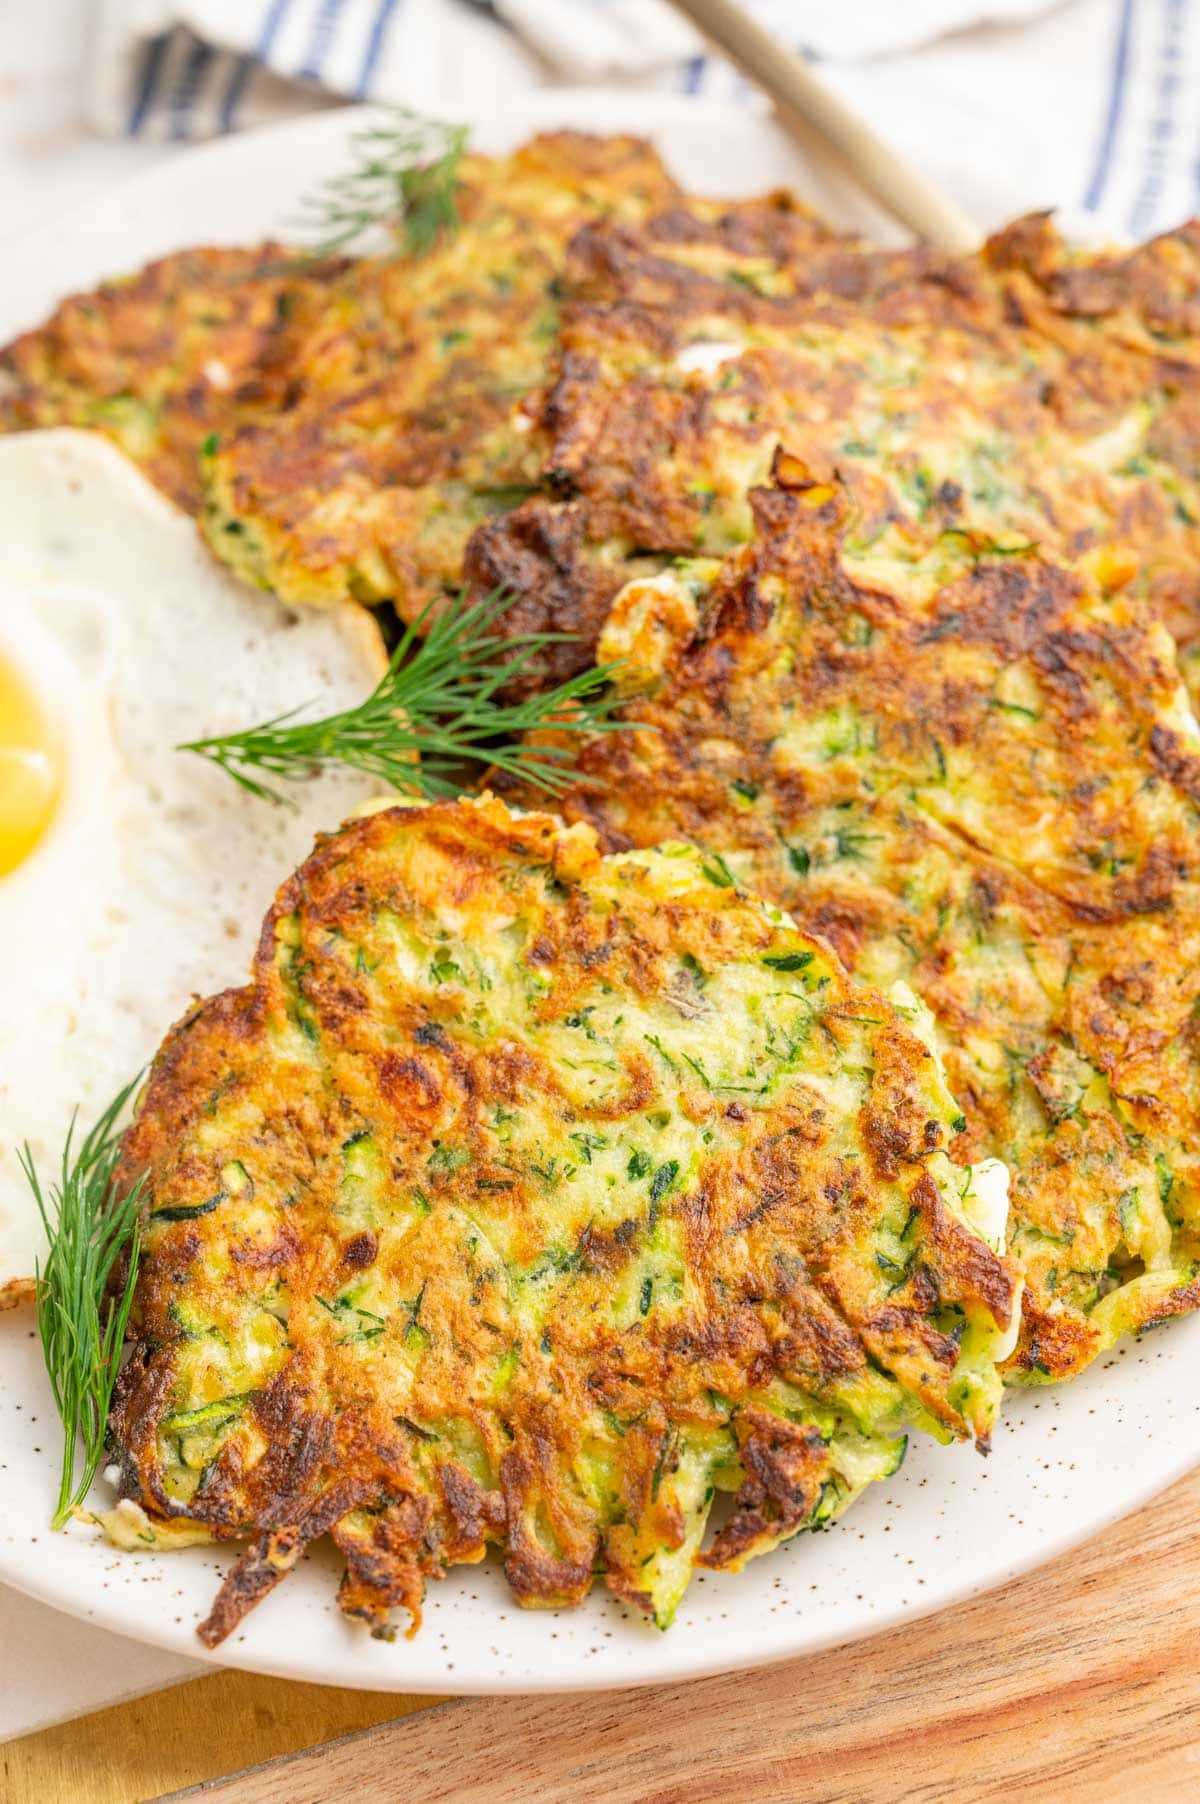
left=0, top=430, right=389, bottom=1296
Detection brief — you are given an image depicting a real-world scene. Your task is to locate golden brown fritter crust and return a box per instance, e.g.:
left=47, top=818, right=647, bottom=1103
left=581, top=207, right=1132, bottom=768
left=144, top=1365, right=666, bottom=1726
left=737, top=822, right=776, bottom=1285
left=108, top=796, right=1016, bottom=1642
left=0, top=245, right=353, bottom=509
left=529, top=462, right=1200, bottom=1382
left=476, top=206, right=1200, bottom=692
left=197, top=133, right=684, bottom=619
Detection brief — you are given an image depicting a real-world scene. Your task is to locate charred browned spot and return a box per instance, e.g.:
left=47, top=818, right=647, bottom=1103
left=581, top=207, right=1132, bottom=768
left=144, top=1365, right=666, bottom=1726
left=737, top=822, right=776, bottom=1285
left=230, top=1226, right=300, bottom=1272
left=377, top=1051, right=444, bottom=1117
left=438, top=1460, right=505, bottom=1562
left=463, top=499, right=621, bottom=691
left=1150, top=722, right=1200, bottom=802
left=1006, top=1289, right=1102, bottom=1381
left=500, top=1442, right=597, bottom=1609
left=342, top=1231, right=378, bottom=1270
left=108, top=1346, right=179, bottom=1515
left=915, top=1171, right=1018, bottom=1328
left=1112, top=842, right=1180, bottom=916
left=700, top=1409, right=829, bottom=1570
left=198, top=1474, right=376, bottom=1647
left=332, top=1494, right=436, bottom=1639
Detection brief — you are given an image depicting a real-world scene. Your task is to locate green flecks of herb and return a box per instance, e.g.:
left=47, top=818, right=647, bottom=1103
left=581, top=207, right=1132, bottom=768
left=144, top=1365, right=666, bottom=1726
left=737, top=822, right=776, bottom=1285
left=1156, top=1153, right=1178, bottom=1222
left=680, top=952, right=707, bottom=988
left=315, top=1293, right=387, bottom=1344
left=762, top=951, right=814, bottom=973
left=651, top=1428, right=676, bottom=1500
left=786, top=843, right=811, bottom=877
left=200, top=432, right=219, bottom=458
left=832, top=828, right=880, bottom=862
left=627, top=1149, right=652, bottom=1180
left=727, top=266, right=774, bottom=296
left=570, top=1131, right=607, bottom=1165
left=639, top=1276, right=654, bottom=1316
left=440, top=329, right=469, bottom=353
left=644, top=1033, right=680, bottom=1073
left=701, top=852, right=736, bottom=888
left=403, top=1283, right=427, bottom=1338
left=986, top=698, right=1041, bottom=723
left=731, top=778, right=759, bottom=803
left=430, top=954, right=462, bottom=985
left=474, top=484, right=540, bottom=513
left=395, top=1414, right=439, bottom=1442
left=1118, top=1187, right=1139, bottom=1235
left=649, top=1160, right=679, bottom=1205
left=930, top=737, right=948, bottom=783
left=950, top=1113, right=967, bottom=1135
left=428, top=1142, right=470, bottom=1175
left=152, top=1194, right=222, bottom=1224
left=19, top=1080, right=148, bottom=1530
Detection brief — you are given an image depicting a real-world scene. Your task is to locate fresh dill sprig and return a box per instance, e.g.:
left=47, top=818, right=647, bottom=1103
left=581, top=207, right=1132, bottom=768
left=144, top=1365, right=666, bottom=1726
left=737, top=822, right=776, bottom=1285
left=19, top=1081, right=147, bottom=1531
left=293, top=106, right=468, bottom=258
left=178, top=590, right=637, bottom=806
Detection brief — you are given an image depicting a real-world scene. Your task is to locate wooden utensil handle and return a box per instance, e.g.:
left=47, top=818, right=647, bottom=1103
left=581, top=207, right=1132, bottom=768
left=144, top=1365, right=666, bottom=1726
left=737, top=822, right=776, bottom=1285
left=666, top=0, right=980, bottom=252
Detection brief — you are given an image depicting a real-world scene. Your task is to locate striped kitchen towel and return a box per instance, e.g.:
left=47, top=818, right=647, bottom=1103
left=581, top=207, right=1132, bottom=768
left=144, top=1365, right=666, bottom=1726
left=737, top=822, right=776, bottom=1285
left=85, top=0, right=1200, bottom=239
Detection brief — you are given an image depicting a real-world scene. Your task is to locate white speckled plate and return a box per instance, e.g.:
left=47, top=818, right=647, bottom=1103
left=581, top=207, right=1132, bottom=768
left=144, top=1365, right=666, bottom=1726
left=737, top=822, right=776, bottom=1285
left=1, top=94, right=1196, bottom=1695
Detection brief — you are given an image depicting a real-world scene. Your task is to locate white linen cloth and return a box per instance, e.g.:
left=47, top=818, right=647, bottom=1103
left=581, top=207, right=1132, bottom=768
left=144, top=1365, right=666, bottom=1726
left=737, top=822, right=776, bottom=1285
left=81, top=0, right=1200, bottom=240
left=2, top=0, right=1200, bottom=1754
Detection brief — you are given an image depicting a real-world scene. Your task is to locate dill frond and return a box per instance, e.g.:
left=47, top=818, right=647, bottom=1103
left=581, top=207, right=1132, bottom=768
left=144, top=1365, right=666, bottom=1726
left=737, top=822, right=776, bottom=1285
left=178, top=590, right=638, bottom=806
left=293, top=106, right=468, bottom=258
left=19, top=1080, right=147, bottom=1530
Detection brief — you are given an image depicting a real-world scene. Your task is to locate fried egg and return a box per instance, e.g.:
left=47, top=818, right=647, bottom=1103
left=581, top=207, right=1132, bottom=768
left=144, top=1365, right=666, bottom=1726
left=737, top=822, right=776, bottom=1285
left=0, top=429, right=387, bottom=1301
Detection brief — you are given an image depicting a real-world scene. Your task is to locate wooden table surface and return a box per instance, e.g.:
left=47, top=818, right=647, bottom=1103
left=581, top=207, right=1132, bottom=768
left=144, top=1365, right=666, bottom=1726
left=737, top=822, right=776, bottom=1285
left=6, top=1463, right=1200, bottom=1804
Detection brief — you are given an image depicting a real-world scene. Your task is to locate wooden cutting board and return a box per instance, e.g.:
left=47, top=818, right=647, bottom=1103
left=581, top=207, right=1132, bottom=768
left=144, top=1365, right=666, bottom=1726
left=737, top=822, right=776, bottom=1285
left=7, top=1463, right=1200, bottom=1804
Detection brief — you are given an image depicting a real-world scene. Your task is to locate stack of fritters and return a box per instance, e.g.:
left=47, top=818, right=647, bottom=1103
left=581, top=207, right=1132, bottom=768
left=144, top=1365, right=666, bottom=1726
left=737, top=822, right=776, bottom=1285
left=535, top=457, right=1200, bottom=1380
left=1, top=133, right=687, bottom=679
left=15, top=135, right=1200, bottom=696
left=109, top=796, right=1017, bottom=1640
left=8, top=129, right=1200, bottom=1631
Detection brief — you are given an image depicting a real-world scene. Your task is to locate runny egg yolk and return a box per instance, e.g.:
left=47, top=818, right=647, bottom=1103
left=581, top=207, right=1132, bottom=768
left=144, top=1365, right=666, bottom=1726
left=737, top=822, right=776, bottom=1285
left=0, top=649, right=62, bottom=877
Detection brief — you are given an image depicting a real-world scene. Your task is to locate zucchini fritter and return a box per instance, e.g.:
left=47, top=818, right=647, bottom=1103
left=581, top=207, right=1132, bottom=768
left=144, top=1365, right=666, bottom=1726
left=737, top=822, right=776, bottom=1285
left=108, top=795, right=1017, bottom=1642
left=0, top=245, right=354, bottom=511
left=196, top=133, right=678, bottom=649
left=470, top=205, right=1200, bottom=693
left=534, top=460, right=1200, bottom=1382
left=0, top=134, right=681, bottom=658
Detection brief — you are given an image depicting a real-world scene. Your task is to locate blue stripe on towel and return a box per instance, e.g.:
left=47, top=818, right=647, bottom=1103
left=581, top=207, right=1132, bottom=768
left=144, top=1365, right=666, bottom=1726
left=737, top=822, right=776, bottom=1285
left=355, top=0, right=403, bottom=99
left=127, top=31, right=171, bottom=136
left=1129, top=0, right=1187, bottom=237
left=168, top=37, right=215, bottom=141
left=682, top=54, right=706, bottom=94
left=217, top=0, right=294, bottom=133
left=299, top=0, right=347, bottom=82
left=1082, top=0, right=1135, bottom=211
